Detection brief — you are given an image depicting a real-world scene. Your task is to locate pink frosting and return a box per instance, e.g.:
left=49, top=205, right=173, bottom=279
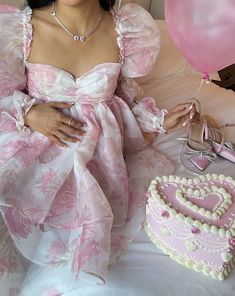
left=157, top=180, right=235, bottom=228
left=146, top=177, right=235, bottom=273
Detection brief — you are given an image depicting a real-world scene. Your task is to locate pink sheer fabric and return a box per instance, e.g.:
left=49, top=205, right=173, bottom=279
left=0, top=3, right=174, bottom=294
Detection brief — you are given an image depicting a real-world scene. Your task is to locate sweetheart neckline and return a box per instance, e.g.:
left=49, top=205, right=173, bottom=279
left=25, top=61, right=121, bottom=81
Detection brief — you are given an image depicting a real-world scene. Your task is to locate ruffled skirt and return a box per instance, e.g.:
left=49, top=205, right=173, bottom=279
left=0, top=94, right=174, bottom=295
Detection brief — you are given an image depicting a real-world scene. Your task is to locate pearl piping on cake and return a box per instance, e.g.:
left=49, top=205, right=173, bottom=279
left=144, top=223, right=235, bottom=281
left=148, top=205, right=230, bottom=252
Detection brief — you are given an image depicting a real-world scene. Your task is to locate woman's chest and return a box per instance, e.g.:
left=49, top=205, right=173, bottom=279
left=25, top=62, right=122, bottom=103
left=28, top=13, right=120, bottom=78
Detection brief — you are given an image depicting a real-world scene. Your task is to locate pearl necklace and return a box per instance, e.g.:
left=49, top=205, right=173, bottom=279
left=51, top=2, right=104, bottom=42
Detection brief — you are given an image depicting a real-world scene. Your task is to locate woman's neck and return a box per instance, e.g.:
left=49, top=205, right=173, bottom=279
left=54, top=0, right=102, bottom=34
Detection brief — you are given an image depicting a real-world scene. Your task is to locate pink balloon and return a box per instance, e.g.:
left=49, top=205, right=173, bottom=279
left=165, top=0, right=235, bottom=75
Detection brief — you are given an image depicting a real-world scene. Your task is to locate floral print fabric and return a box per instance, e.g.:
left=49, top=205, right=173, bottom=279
left=0, top=3, right=174, bottom=295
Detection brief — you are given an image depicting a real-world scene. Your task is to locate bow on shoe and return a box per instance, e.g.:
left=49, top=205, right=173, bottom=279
left=185, top=150, right=217, bottom=162
left=224, top=141, right=235, bottom=152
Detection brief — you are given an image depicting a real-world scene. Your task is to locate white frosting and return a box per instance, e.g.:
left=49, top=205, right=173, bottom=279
left=160, top=226, right=171, bottom=236
left=200, top=188, right=207, bottom=196
left=185, top=217, right=193, bottom=225
left=194, top=177, right=200, bottom=184
left=162, top=176, right=168, bottom=182
left=175, top=186, right=231, bottom=221
left=206, top=174, right=212, bottom=181
left=212, top=174, right=218, bottom=180
left=169, top=175, right=175, bottom=182
left=211, top=225, right=218, bottom=234
left=144, top=224, right=233, bottom=281
left=186, top=240, right=198, bottom=252
left=226, top=176, right=233, bottom=182
left=199, top=175, right=206, bottom=182
left=221, top=252, right=233, bottom=263
left=148, top=174, right=235, bottom=239
left=219, top=174, right=225, bottom=181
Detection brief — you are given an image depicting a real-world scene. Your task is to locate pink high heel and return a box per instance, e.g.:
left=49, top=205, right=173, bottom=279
left=180, top=116, right=217, bottom=173
left=208, top=127, right=235, bottom=163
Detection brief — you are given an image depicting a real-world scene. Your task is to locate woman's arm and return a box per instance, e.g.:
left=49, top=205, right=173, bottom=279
left=0, top=5, right=35, bottom=134
left=0, top=5, right=86, bottom=147
left=131, top=97, right=198, bottom=136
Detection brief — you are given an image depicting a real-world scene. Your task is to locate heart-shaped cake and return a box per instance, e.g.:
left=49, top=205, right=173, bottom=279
left=144, top=174, right=235, bottom=280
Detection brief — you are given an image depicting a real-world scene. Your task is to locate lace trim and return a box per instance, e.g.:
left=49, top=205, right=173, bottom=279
left=152, top=109, right=167, bottom=134
left=22, top=6, right=33, bottom=62
left=110, top=8, right=125, bottom=65
left=15, top=95, right=36, bottom=134
left=132, top=97, right=168, bottom=134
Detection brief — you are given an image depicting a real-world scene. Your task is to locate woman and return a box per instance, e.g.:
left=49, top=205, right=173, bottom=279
left=0, top=0, right=197, bottom=294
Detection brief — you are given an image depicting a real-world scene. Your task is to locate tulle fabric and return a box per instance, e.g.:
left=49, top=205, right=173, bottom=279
left=0, top=3, right=174, bottom=294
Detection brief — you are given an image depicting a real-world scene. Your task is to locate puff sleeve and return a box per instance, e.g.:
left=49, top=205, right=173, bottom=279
left=115, top=4, right=167, bottom=134
left=0, top=5, right=35, bottom=133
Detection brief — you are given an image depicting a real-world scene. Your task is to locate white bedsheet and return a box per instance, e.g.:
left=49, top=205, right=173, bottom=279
left=69, top=230, right=235, bottom=296
left=61, top=74, right=235, bottom=296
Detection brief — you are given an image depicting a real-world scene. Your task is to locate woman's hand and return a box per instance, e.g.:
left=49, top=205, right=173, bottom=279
left=24, top=102, right=86, bottom=148
left=163, top=102, right=199, bottom=133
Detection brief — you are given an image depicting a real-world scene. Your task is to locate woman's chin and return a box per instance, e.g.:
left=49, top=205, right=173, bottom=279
left=57, top=0, right=91, bottom=7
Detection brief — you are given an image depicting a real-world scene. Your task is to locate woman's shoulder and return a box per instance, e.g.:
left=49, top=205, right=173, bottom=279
left=0, top=5, right=32, bottom=62
left=0, top=4, right=32, bottom=28
left=116, top=3, right=156, bottom=23
left=0, top=4, right=27, bottom=19
left=114, top=3, right=159, bottom=36
left=115, top=3, right=161, bottom=78
left=0, top=3, right=19, bottom=13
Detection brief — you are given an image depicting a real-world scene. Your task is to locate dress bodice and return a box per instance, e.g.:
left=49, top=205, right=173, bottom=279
left=26, top=62, right=122, bottom=104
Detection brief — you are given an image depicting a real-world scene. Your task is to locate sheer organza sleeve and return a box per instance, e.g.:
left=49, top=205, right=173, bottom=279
left=115, top=4, right=167, bottom=134
left=0, top=5, right=35, bottom=134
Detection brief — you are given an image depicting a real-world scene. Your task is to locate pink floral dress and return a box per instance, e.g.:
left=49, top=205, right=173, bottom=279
left=0, top=3, right=174, bottom=295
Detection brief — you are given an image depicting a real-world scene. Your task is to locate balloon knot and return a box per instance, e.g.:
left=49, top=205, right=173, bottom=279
left=203, top=72, right=211, bottom=84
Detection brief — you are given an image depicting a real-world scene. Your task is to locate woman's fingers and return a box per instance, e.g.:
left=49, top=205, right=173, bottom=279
left=49, top=102, right=75, bottom=109
left=49, top=135, right=68, bottom=148
left=60, top=114, right=85, bottom=129
left=189, top=103, right=197, bottom=119
left=171, top=103, right=192, bottom=113
left=47, top=101, right=86, bottom=130
left=53, top=130, right=80, bottom=144
left=182, top=111, right=200, bottom=127
left=182, top=114, right=192, bottom=127
left=23, top=101, right=89, bottom=148
left=172, top=103, right=198, bottom=122
left=171, top=102, right=198, bottom=115
left=58, top=124, right=85, bottom=136
left=171, top=106, right=192, bottom=121
left=164, top=102, right=200, bottom=133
